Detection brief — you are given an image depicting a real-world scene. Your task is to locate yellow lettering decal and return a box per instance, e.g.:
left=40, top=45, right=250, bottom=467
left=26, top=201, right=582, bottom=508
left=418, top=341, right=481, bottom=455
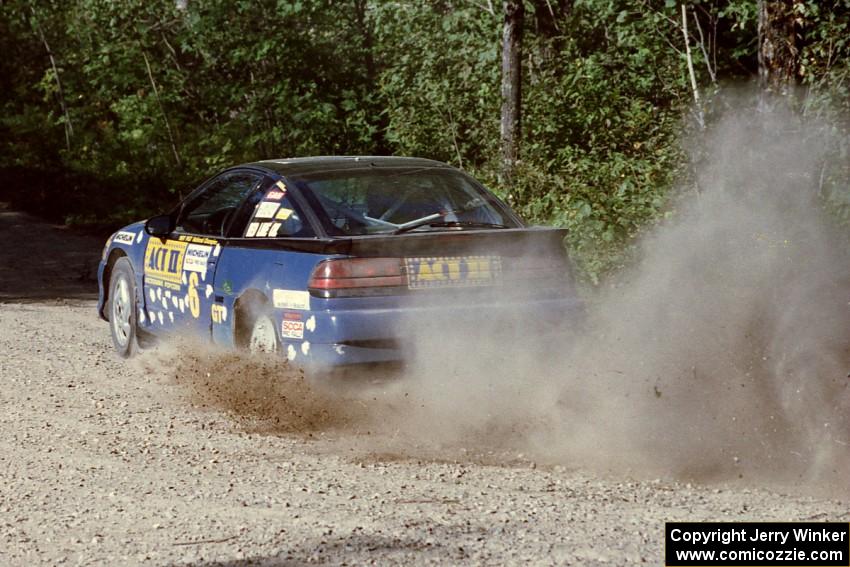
left=446, top=260, right=459, bottom=280
left=144, top=239, right=187, bottom=284
left=178, top=234, right=219, bottom=246
left=211, top=304, right=226, bottom=324
left=417, top=261, right=438, bottom=282
left=187, top=272, right=200, bottom=318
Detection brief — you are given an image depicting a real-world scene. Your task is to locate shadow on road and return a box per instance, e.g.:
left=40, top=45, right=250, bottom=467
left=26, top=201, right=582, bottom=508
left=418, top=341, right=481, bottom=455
left=0, top=202, right=102, bottom=302
left=176, top=528, right=472, bottom=566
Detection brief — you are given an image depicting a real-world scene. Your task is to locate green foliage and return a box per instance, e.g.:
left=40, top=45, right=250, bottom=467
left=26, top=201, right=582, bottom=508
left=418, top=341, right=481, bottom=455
left=374, top=3, right=501, bottom=169
left=2, top=0, right=850, bottom=282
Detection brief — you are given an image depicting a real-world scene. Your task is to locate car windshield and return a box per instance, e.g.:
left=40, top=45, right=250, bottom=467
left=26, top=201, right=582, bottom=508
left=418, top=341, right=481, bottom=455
left=291, top=166, right=520, bottom=236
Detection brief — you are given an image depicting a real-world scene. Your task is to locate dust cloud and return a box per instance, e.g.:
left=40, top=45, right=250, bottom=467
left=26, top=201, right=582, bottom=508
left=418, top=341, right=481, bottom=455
left=154, top=99, right=850, bottom=491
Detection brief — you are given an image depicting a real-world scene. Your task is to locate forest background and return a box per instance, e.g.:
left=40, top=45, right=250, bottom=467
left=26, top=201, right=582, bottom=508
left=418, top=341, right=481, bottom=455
left=2, top=0, right=848, bottom=282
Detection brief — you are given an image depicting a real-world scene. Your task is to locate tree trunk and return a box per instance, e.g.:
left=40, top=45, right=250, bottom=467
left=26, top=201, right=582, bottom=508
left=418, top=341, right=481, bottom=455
left=500, top=0, right=524, bottom=187
left=758, top=0, right=801, bottom=95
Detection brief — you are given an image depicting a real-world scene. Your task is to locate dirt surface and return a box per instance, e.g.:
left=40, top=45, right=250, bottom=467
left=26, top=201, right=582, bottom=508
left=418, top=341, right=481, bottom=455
left=1, top=207, right=848, bottom=566
left=0, top=203, right=101, bottom=303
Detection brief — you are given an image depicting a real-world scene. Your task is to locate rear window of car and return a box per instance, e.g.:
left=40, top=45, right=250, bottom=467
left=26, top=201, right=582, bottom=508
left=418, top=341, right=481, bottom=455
left=290, top=167, right=520, bottom=236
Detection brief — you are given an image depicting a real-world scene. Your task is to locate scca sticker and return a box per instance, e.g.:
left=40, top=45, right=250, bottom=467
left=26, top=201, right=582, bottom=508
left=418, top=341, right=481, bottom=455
left=282, top=320, right=304, bottom=339
left=144, top=239, right=187, bottom=285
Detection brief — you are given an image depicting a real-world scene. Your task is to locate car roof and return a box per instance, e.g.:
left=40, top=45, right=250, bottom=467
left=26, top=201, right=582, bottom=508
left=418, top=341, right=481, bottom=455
left=246, top=156, right=452, bottom=177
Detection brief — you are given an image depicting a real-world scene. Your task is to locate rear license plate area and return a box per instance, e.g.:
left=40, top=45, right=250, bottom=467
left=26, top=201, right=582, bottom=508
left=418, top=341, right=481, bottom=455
left=405, top=256, right=501, bottom=289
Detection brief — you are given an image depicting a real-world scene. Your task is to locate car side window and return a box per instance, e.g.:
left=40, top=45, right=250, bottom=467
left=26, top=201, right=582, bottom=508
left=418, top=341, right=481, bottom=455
left=177, top=172, right=261, bottom=236
left=243, top=178, right=314, bottom=238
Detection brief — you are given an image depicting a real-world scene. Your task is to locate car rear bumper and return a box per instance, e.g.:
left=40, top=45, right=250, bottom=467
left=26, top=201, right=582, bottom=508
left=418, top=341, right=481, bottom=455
left=283, top=295, right=584, bottom=371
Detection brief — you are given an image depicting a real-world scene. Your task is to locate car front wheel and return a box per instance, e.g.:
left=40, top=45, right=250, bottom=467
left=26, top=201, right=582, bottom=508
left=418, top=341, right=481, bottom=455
left=109, top=257, right=139, bottom=358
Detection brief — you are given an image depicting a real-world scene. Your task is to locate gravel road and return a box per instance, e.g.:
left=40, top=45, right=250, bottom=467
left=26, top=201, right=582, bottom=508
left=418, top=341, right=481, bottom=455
left=1, top=206, right=847, bottom=566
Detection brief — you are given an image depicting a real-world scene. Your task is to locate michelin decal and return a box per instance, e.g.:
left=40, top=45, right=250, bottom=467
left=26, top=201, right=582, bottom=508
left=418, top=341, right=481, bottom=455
left=113, top=231, right=137, bottom=246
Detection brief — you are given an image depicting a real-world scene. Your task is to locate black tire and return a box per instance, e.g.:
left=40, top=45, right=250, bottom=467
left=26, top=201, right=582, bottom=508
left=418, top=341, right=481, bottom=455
left=108, top=257, right=139, bottom=358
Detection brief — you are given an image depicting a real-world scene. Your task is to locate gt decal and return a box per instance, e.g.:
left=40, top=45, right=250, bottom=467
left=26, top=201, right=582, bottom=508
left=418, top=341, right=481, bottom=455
left=145, top=239, right=188, bottom=286
left=211, top=304, right=228, bottom=324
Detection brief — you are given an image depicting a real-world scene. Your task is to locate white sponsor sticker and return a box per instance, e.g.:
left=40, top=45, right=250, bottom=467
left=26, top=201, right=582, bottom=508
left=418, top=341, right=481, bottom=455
left=273, top=289, right=310, bottom=310
left=282, top=320, right=304, bottom=339
left=255, top=201, right=279, bottom=219
left=287, top=344, right=297, bottom=361
left=113, top=231, right=136, bottom=245
left=301, top=341, right=310, bottom=355
left=183, top=244, right=212, bottom=273
left=256, top=221, right=275, bottom=238
left=246, top=222, right=259, bottom=238
left=305, top=315, right=316, bottom=332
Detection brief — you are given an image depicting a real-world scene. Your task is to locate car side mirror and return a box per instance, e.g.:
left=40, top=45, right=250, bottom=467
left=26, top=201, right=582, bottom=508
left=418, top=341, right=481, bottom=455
left=145, top=214, right=174, bottom=238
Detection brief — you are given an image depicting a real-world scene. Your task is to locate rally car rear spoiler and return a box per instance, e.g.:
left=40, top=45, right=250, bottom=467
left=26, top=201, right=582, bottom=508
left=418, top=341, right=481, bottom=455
left=231, top=227, right=569, bottom=258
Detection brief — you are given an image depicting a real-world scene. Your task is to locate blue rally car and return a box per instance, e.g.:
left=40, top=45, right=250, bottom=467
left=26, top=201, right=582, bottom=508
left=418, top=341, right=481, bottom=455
left=98, top=157, right=582, bottom=373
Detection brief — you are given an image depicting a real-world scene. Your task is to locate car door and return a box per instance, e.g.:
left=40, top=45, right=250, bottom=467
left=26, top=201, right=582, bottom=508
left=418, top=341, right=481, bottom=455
left=142, top=170, right=263, bottom=334
left=208, top=175, right=318, bottom=348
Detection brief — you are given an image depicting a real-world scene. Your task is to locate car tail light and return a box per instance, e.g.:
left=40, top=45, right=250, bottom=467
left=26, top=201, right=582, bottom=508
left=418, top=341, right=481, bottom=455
left=309, top=258, right=407, bottom=297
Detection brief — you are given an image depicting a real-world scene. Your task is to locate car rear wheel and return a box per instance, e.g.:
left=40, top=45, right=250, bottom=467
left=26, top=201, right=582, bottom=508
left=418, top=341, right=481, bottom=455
left=248, top=313, right=279, bottom=354
left=109, top=257, right=139, bottom=358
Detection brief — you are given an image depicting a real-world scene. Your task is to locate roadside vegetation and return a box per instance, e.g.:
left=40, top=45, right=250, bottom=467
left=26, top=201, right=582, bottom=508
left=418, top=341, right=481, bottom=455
left=2, top=1, right=849, bottom=283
